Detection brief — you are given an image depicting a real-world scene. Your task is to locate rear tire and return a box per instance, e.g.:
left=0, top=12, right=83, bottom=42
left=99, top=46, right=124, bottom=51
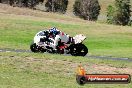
left=70, top=44, right=88, bottom=56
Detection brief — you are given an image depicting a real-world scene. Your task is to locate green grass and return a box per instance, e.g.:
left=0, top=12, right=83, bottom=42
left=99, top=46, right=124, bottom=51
left=0, top=11, right=132, bottom=88
left=0, top=52, right=132, bottom=88
left=0, top=14, right=132, bottom=58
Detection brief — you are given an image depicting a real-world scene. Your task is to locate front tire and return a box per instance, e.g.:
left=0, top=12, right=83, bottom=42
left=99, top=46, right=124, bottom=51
left=39, top=47, right=46, bottom=53
left=30, top=42, right=38, bottom=52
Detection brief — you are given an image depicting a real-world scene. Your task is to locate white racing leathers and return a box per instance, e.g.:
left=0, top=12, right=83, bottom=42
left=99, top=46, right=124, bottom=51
left=50, top=32, right=70, bottom=50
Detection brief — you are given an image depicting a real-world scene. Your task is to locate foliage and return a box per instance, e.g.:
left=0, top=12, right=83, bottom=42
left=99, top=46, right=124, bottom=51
left=45, top=0, right=68, bottom=13
left=73, top=0, right=100, bottom=21
left=107, top=0, right=131, bottom=26
left=0, top=0, right=40, bottom=8
left=107, top=5, right=115, bottom=24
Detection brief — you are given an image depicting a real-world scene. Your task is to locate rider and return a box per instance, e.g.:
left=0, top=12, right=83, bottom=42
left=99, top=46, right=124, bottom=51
left=39, top=27, right=60, bottom=43
left=46, top=27, right=74, bottom=50
left=48, top=27, right=60, bottom=38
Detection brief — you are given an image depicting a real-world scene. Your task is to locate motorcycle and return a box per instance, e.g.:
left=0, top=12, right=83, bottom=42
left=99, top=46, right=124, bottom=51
left=30, top=30, right=88, bottom=56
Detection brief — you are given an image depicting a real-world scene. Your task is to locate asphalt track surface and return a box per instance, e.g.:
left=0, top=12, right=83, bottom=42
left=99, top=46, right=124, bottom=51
left=0, top=48, right=132, bottom=62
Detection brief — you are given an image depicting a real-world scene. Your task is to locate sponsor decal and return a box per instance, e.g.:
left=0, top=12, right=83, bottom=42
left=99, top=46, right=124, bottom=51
left=76, top=65, right=131, bottom=85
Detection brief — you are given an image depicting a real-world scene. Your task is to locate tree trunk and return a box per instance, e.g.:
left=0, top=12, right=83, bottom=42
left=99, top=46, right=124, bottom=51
left=52, top=0, right=54, bottom=12
left=9, top=0, right=14, bottom=5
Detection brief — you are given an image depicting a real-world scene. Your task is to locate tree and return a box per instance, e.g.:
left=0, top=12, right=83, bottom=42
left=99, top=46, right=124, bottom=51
left=107, top=5, right=115, bottom=24
left=107, top=0, right=131, bottom=26
left=73, top=0, right=100, bottom=21
left=45, top=0, right=68, bottom=13
left=0, top=0, right=9, bottom=4
left=0, top=0, right=40, bottom=8
left=17, top=0, right=40, bottom=8
left=9, top=0, right=14, bottom=6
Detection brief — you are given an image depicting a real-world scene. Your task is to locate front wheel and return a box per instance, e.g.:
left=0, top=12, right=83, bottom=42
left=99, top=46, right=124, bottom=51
left=39, top=47, right=46, bottom=53
left=70, top=44, right=88, bottom=56
left=30, top=42, right=39, bottom=52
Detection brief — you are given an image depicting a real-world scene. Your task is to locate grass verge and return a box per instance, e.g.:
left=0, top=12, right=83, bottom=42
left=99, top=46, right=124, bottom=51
left=0, top=52, right=132, bottom=88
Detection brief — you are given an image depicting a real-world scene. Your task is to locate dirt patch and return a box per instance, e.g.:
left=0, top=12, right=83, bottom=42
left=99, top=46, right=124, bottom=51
left=88, top=64, right=132, bottom=74
left=0, top=55, right=132, bottom=76
left=20, top=56, right=132, bottom=75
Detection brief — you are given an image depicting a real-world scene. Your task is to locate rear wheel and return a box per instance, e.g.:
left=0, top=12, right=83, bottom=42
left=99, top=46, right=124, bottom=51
left=70, top=44, right=88, bottom=56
